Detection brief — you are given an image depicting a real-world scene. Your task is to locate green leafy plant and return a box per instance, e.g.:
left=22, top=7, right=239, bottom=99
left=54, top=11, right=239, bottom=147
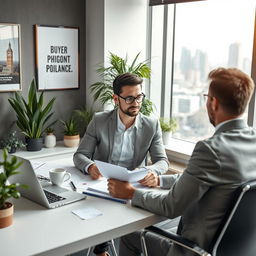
left=61, top=118, right=79, bottom=136
left=90, top=52, right=153, bottom=115
left=0, top=131, right=25, bottom=153
left=0, top=149, right=26, bottom=209
left=73, top=106, right=94, bottom=129
left=46, top=127, right=54, bottom=134
left=160, top=118, right=178, bottom=133
left=73, top=106, right=94, bottom=135
left=8, top=79, right=56, bottom=139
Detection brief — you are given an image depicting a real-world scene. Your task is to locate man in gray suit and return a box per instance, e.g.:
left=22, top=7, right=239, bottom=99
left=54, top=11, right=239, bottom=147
left=108, top=67, right=256, bottom=256
left=73, top=72, right=169, bottom=256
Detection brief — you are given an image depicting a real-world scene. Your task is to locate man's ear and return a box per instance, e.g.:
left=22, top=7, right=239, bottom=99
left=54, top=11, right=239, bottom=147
left=211, top=97, right=219, bottom=111
left=113, top=94, right=118, bottom=105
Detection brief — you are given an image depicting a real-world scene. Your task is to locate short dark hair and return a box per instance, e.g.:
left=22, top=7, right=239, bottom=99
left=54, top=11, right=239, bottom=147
left=208, top=67, right=255, bottom=116
left=113, top=73, right=143, bottom=95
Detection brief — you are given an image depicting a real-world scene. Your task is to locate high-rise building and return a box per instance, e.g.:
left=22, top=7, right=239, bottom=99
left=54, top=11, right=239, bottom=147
left=228, top=42, right=242, bottom=68
left=180, top=47, right=192, bottom=80
left=193, top=49, right=208, bottom=81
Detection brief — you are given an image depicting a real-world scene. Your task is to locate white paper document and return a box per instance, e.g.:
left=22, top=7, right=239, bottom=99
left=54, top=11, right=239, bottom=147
left=72, top=207, right=103, bottom=220
left=95, top=160, right=148, bottom=182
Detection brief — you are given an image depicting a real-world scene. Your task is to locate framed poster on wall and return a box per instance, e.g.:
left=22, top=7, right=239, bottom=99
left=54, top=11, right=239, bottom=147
left=0, top=23, right=21, bottom=92
left=35, top=25, right=79, bottom=90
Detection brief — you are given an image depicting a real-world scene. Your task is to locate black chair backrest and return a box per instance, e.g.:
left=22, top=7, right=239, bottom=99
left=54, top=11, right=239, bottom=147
left=212, top=180, right=256, bottom=256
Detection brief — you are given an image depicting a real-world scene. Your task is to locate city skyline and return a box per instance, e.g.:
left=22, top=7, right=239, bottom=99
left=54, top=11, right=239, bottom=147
left=175, top=0, right=255, bottom=64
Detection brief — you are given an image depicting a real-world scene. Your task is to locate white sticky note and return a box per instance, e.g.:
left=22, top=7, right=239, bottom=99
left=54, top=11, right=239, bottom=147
left=72, top=207, right=103, bottom=220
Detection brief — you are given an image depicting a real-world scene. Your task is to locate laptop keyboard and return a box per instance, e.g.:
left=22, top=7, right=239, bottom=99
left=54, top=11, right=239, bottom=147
left=44, top=190, right=66, bottom=203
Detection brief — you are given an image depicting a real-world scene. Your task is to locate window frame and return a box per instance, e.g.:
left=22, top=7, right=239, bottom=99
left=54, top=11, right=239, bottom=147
left=147, top=3, right=256, bottom=163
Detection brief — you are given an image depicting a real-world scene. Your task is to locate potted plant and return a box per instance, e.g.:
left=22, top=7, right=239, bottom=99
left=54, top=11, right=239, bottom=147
left=73, top=106, right=94, bottom=136
left=0, top=149, right=26, bottom=228
left=90, top=52, right=154, bottom=116
left=44, top=127, right=56, bottom=148
left=160, top=117, right=178, bottom=145
left=0, top=131, right=25, bottom=153
left=8, top=79, right=56, bottom=151
left=61, top=118, right=80, bottom=147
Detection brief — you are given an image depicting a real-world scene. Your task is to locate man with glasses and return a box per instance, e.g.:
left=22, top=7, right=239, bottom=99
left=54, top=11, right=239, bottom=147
left=108, top=68, right=256, bottom=256
left=73, top=72, right=168, bottom=256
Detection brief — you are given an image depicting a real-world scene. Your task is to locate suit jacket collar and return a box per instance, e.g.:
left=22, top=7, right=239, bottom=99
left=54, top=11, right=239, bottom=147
left=108, top=109, right=118, bottom=162
left=133, top=113, right=144, bottom=168
left=214, top=119, right=248, bottom=135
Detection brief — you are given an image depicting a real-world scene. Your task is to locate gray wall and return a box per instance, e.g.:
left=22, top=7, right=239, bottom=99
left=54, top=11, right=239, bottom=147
left=85, top=0, right=148, bottom=108
left=0, top=0, right=86, bottom=140
left=85, top=0, right=105, bottom=108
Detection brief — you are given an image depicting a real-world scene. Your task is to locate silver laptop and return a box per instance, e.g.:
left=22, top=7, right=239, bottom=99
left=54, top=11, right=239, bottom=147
left=8, top=157, right=86, bottom=208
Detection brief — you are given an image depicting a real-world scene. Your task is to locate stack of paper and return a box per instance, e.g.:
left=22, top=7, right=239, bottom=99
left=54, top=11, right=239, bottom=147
left=95, top=160, right=148, bottom=182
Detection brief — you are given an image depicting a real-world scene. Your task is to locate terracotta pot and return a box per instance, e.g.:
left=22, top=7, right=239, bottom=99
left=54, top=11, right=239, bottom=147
left=63, top=135, right=80, bottom=147
left=0, top=202, right=14, bottom=229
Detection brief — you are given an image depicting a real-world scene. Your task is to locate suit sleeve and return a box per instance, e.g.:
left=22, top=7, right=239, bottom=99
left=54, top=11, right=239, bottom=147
left=146, top=120, right=169, bottom=175
left=73, top=115, right=98, bottom=172
left=132, top=140, right=221, bottom=218
left=160, top=173, right=182, bottom=189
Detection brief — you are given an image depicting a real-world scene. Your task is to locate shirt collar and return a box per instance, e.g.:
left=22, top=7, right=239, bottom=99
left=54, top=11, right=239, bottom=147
left=117, top=109, right=138, bottom=131
left=215, top=117, right=245, bottom=131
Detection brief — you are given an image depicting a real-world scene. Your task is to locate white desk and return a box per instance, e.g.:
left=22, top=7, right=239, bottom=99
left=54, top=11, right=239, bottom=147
left=1, top=153, right=164, bottom=256
left=13, top=141, right=77, bottom=160
left=1, top=196, right=162, bottom=256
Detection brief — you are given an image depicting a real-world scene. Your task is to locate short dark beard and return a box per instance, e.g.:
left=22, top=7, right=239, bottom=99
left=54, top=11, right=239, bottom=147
left=118, top=100, right=140, bottom=117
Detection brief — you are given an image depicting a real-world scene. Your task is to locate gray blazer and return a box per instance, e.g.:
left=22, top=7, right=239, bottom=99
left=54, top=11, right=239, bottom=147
left=73, top=109, right=168, bottom=174
left=132, top=119, right=256, bottom=256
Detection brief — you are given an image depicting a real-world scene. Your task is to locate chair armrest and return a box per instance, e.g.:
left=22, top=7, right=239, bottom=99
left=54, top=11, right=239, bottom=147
left=143, top=226, right=211, bottom=256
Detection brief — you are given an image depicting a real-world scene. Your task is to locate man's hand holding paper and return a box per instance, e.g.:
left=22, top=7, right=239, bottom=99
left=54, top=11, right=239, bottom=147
left=94, top=160, right=148, bottom=183
left=139, top=171, right=159, bottom=188
left=88, top=164, right=102, bottom=180
left=108, top=179, right=135, bottom=199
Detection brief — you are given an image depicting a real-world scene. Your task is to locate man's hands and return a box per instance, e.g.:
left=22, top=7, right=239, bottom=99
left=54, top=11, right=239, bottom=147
left=88, top=164, right=102, bottom=180
left=88, top=163, right=159, bottom=189
left=108, top=179, right=136, bottom=199
left=139, top=171, right=159, bottom=187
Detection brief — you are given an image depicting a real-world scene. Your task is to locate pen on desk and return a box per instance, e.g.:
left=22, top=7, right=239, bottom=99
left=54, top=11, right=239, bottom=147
left=70, top=181, right=77, bottom=191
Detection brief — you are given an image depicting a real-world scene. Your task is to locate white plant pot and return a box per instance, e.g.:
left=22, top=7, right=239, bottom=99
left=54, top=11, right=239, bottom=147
left=44, top=133, right=56, bottom=148
left=162, top=131, right=172, bottom=145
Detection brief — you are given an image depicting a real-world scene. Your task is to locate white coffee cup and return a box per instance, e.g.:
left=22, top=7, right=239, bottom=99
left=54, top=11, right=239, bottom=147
left=49, top=168, right=71, bottom=186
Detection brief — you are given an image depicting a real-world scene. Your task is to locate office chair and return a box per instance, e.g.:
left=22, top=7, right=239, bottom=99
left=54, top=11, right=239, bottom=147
left=86, top=240, right=118, bottom=256
left=141, top=180, right=256, bottom=256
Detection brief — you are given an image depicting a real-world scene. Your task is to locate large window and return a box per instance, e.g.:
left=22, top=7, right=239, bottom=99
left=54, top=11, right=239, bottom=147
left=149, top=0, right=256, bottom=143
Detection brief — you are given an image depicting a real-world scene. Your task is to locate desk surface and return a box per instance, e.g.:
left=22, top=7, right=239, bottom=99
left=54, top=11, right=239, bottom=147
left=1, top=196, right=161, bottom=256
left=13, top=141, right=77, bottom=160
left=1, top=154, right=163, bottom=256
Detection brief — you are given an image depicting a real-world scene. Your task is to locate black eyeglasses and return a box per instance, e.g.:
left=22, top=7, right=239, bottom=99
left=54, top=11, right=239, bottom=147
left=203, top=94, right=214, bottom=101
left=118, top=93, right=145, bottom=104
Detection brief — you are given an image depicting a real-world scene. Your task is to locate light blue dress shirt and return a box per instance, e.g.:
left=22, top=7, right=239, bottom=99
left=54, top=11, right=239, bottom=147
left=110, top=110, right=138, bottom=169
